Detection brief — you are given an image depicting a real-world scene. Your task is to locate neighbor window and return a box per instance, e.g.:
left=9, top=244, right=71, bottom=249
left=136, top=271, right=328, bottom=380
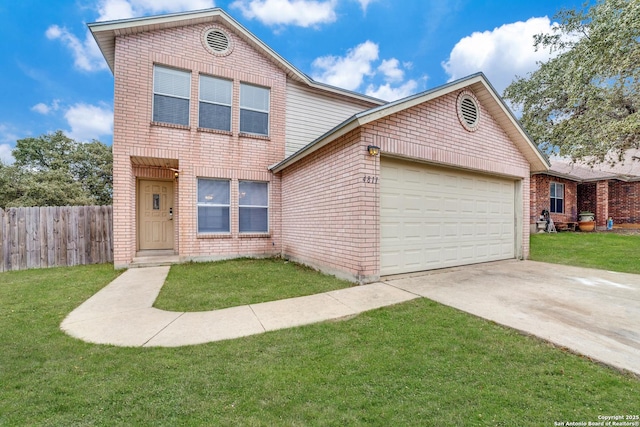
left=199, top=75, right=232, bottom=131
left=550, top=182, right=564, bottom=214
left=153, top=65, right=191, bottom=126
left=239, top=181, right=268, bottom=233
left=197, top=179, right=230, bottom=233
left=240, top=83, right=270, bottom=136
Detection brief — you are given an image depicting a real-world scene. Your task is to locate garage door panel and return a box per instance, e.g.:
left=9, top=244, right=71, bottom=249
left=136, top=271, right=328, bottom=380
left=381, top=158, right=516, bottom=275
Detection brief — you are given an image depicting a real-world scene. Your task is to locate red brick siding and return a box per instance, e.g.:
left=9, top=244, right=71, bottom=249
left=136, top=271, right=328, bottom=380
left=112, top=22, right=285, bottom=267
left=530, top=175, right=578, bottom=223
left=608, top=181, right=640, bottom=224
left=577, top=182, right=597, bottom=218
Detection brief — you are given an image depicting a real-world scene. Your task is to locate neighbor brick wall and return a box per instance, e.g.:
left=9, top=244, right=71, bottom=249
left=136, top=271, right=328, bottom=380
left=530, top=175, right=578, bottom=224
left=112, top=22, right=286, bottom=267
left=608, top=181, right=640, bottom=224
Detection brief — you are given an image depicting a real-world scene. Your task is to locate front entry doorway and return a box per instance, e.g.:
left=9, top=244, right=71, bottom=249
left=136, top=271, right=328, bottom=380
left=138, top=179, right=174, bottom=251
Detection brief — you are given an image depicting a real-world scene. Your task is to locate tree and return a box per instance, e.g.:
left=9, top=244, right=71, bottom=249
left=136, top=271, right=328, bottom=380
left=0, top=131, right=112, bottom=208
left=503, top=0, right=640, bottom=164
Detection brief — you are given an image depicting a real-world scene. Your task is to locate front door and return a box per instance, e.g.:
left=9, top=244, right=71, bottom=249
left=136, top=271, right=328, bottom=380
left=138, top=179, right=174, bottom=250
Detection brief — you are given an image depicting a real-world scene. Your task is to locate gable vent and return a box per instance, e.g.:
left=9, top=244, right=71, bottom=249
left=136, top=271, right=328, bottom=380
left=457, top=92, right=480, bottom=131
left=202, top=28, right=233, bottom=56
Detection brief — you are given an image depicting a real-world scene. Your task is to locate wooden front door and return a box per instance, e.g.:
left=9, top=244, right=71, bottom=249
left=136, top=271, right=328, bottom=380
left=138, top=180, right=174, bottom=250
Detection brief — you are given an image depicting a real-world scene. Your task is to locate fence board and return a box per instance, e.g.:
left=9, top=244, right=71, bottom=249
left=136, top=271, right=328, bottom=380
left=0, top=206, right=113, bottom=272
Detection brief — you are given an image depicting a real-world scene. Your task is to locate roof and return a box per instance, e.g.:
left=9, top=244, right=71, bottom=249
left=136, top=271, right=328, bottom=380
left=87, top=8, right=384, bottom=105
left=540, top=149, right=640, bottom=182
left=271, top=72, right=550, bottom=173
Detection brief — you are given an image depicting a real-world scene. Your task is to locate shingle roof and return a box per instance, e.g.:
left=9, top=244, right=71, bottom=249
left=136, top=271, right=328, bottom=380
left=544, top=149, right=640, bottom=182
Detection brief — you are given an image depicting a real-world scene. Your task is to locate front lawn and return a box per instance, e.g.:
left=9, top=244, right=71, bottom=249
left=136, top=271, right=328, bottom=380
left=154, top=257, right=353, bottom=311
left=1, top=263, right=638, bottom=425
left=530, top=232, right=640, bottom=274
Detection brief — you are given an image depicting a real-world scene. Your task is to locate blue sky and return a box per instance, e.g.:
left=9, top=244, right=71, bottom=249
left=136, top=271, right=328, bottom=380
left=0, top=0, right=586, bottom=164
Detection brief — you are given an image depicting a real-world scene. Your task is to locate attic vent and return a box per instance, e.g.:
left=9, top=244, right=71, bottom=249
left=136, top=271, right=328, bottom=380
left=202, top=28, right=232, bottom=56
left=457, top=91, right=480, bottom=132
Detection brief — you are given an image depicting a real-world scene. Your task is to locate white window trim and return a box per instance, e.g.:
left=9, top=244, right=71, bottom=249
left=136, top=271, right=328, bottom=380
left=198, top=74, right=233, bottom=131
left=152, top=65, right=191, bottom=126
left=239, top=83, right=270, bottom=136
left=197, top=178, right=231, bottom=234
left=550, top=182, right=565, bottom=214
left=238, top=180, right=269, bottom=234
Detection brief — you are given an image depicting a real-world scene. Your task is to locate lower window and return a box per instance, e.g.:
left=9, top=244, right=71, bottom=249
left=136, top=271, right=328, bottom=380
left=550, top=182, right=564, bottom=214
left=197, top=179, right=230, bottom=233
left=239, top=181, right=268, bottom=233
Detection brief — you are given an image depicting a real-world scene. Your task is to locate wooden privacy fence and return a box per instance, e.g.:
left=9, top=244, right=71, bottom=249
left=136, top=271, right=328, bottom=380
left=0, top=206, right=113, bottom=272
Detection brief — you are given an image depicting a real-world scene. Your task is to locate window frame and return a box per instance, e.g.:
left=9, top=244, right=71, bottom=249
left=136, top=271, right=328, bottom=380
left=238, top=180, right=269, bottom=234
left=152, top=65, right=191, bottom=126
left=197, top=178, right=231, bottom=234
left=239, top=83, right=270, bottom=136
left=550, top=182, right=565, bottom=214
left=198, top=74, right=233, bottom=132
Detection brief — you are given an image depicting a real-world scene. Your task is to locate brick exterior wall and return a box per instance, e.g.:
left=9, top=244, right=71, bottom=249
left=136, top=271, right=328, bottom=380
left=112, top=22, right=285, bottom=267
left=281, top=89, right=532, bottom=282
left=577, top=182, right=597, bottom=218
left=280, top=129, right=379, bottom=283
left=530, top=175, right=578, bottom=224
left=608, top=181, right=640, bottom=225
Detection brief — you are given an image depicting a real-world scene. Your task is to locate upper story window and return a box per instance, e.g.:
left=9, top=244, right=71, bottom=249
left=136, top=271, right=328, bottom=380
left=550, top=182, right=564, bottom=214
left=153, top=65, right=191, bottom=126
left=199, top=75, right=232, bottom=131
left=240, top=83, right=270, bottom=136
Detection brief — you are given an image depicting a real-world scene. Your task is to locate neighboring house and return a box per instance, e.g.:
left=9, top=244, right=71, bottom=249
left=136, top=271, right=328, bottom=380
left=531, top=150, right=640, bottom=231
left=89, top=8, right=548, bottom=283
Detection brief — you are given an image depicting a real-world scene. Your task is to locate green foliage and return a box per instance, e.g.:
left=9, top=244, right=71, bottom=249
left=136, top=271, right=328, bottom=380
left=504, top=0, right=640, bottom=163
left=155, top=257, right=353, bottom=311
left=1, top=264, right=638, bottom=425
left=530, top=232, right=640, bottom=273
left=0, top=131, right=112, bottom=208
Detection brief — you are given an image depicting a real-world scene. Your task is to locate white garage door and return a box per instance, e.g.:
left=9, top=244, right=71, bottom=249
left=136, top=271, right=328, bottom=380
left=380, top=158, right=516, bottom=275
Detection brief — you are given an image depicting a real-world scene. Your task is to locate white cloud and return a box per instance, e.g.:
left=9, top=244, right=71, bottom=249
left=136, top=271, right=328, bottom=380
left=31, top=100, right=60, bottom=115
left=366, top=80, right=419, bottom=102
left=46, top=25, right=107, bottom=72
left=0, top=144, right=14, bottom=165
left=47, top=0, right=215, bottom=72
left=311, top=41, right=379, bottom=90
left=96, top=0, right=215, bottom=21
left=0, top=125, right=17, bottom=164
left=442, top=17, right=559, bottom=93
left=231, top=0, right=337, bottom=27
left=356, top=0, right=376, bottom=12
left=64, top=103, right=113, bottom=142
left=378, top=58, right=404, bottom=83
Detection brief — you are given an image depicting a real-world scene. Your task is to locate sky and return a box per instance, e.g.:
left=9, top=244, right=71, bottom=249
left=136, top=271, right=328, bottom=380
left=0, top=0, right=588, bottom=164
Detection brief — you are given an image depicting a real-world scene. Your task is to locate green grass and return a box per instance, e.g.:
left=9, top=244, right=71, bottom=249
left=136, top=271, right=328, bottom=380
left=1, top=264, right=639, bottom=425
left=530, top=232, right=640, bottom=274
left=153, top=257, right=353, bottom=311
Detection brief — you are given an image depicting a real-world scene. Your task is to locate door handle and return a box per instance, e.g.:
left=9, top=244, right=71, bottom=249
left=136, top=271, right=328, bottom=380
left=169, top=207, right=173, bottom=220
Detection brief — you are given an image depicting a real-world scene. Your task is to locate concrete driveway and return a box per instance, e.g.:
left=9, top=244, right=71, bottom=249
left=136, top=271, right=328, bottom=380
left=385, top=260, right=640, bottom=377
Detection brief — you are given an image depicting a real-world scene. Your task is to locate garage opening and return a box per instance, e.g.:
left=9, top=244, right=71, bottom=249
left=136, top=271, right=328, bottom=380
left=380, top=157, right=516, bottom=275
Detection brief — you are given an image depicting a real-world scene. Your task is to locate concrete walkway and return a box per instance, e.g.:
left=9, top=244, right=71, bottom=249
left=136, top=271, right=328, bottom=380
left=60, top=266, right=419, bottom=347
left=61, top=260, right=640, bottom=377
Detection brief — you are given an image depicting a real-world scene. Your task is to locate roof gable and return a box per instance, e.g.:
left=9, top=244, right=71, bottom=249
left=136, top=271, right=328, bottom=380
left=271, top=73, right=550, bottom=173
left=88, top=8, right=384, bottom=105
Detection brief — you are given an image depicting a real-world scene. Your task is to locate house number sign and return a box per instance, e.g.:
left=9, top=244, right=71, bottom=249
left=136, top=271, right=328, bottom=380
left=362, top=176, right=379, bottom=184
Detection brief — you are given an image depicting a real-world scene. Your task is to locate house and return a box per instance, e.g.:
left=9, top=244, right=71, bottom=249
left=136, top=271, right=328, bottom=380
left=89, top=8, right=548, bottom=283
left=531, top=150, right=640, bottom=231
